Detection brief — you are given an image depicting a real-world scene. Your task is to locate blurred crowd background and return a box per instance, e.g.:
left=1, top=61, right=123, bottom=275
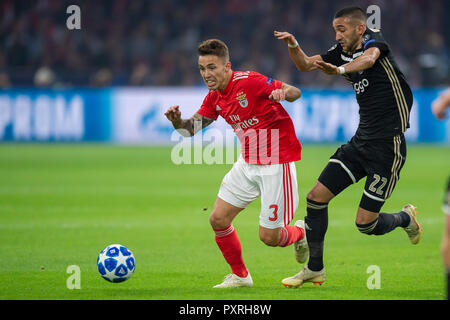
left=0, top=0, right=449, bottom=89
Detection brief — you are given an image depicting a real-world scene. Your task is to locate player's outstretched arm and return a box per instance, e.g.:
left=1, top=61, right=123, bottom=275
left=165, top=106, right=214, bottom=137
left=269, top=83, right=301, bottom=103
left=314, top=47, right=381, bottom=75
left=274, top=30, right=322, bottom=72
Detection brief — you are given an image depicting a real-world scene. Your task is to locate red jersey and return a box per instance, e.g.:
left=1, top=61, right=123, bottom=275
left=197, top=71, right=301, bottom=164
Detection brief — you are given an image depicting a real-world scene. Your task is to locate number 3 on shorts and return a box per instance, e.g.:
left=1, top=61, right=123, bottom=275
left=269, top=204, right=278, bottom=221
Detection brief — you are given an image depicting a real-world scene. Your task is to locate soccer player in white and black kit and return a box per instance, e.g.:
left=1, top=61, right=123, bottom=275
left=275, top=6, right=422, bottom=287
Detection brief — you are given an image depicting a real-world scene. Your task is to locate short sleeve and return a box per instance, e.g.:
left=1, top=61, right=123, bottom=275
left=196, top=92, right=219, bottom=120
left=320, top=43, right=343, bottom=66
left=363, top=29, right=389, bottom=56
left=248, top=72, right=283, bottom=98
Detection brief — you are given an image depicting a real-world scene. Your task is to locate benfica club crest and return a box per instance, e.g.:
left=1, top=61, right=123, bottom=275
left=236, top=92, right=248, bottom=108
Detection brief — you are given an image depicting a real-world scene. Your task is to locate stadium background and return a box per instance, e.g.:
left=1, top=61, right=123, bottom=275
left=0, top=0, right=449, bottom=144
left=1, top=0, right=450, bottom=301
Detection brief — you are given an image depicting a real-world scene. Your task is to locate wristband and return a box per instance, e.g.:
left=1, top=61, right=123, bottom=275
left=338, top=66, right=346, bottom=75
left=288, top=41, right=298, bottom=48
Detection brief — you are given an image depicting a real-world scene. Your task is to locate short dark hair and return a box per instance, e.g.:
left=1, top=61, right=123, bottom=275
left=197, top=39, right=229, bottom=61
left=334, top=6, right=367, bottom=24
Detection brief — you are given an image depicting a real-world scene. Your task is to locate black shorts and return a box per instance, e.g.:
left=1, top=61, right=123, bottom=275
left=319, top=134, right=406, bottom=212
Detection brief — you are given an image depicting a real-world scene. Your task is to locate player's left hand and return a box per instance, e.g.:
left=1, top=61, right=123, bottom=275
left=269, top=89, right=286, bottom=102
left=314, top=60, right=340, bottom=75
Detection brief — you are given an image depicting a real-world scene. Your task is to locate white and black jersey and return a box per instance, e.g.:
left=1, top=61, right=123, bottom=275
left=321, top=28, right=413, bottom=140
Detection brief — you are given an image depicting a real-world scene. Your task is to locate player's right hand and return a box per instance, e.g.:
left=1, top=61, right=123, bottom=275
left=164, top=105, right=182, bottom=123
left=274, top=31, right=297, bottom=47
left=269, top=88, right=286, bottom=102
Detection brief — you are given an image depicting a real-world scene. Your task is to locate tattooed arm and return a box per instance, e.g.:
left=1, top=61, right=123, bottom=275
left=164, top=105, right=215, bottom=137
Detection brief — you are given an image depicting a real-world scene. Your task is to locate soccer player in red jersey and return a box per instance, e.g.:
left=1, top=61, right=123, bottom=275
left=165, top=39, right=308, bottom=288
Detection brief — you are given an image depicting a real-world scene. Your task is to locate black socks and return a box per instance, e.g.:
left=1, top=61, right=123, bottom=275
left=356, top=211, right=410, bottom=235
left=305, top=199, right=329, bottom=272
left=305, top=199, right=411, bottom=271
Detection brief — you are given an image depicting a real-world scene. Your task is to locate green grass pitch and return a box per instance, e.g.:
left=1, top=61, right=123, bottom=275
left=0, top=144, right=448, bottom=300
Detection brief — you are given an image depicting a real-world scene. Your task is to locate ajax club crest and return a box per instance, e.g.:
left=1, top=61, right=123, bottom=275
left=236, top=92, right=248, bottom=108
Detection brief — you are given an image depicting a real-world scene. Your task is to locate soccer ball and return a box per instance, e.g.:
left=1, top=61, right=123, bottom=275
left=97, top=244, right=136, bottom=283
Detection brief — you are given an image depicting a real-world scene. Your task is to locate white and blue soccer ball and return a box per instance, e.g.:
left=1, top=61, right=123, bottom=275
left=97, top=244, right=136, bottom=283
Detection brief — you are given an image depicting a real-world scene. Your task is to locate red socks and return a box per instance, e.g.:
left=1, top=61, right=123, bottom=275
left=213, top=224, right=304, bottom=277
left=213, top=225, right=248, bottom=278
left=276, top=225, right=305, bottom=247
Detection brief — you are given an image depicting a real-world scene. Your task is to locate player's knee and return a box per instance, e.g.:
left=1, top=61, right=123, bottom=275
left=306, top=189, right=318, bottom=202
left=355, top=218, right=379, bottom=235
left=441, top=237, right=450, bottom=264
left=355, top=214, right=375, bottom=225
left=306, top=190, right=328, bottom=206
left=355, top=207, right=380, bottom=226
left=259, top=229, right=280, bottom=247
left=259, top=235, right=278, bottom=247
left=306, top=183, right=334, bottom=204
left=209, top=212, right=229, bottom=229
